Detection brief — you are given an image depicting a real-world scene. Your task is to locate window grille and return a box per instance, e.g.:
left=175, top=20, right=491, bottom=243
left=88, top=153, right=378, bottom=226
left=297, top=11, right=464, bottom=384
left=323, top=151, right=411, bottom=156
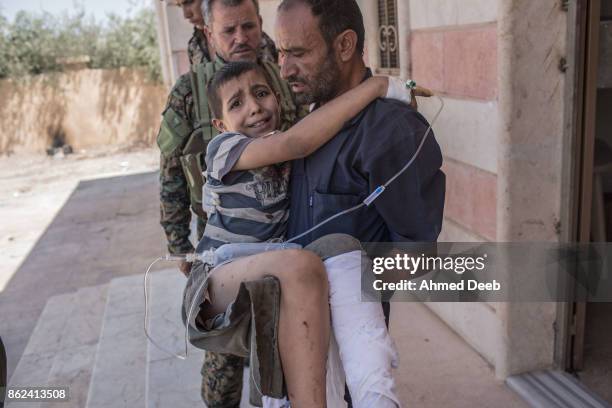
left=377, top=0, right=399, bottom=72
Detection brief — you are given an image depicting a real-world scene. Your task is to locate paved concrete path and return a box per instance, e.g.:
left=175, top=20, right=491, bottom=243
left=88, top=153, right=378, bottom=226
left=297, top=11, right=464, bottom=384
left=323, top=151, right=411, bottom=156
left=0, top=171, right=167, bottom=376
left=391, top=302, right=528, bottom=407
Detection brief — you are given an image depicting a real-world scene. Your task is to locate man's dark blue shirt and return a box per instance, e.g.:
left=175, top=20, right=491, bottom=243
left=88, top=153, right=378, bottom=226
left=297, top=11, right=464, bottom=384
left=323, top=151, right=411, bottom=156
left=287, top=86, right=445, bottom=245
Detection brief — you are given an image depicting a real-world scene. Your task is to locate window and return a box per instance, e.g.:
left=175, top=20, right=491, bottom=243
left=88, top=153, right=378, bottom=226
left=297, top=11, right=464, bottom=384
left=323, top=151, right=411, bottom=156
left=377, top=0, right=399, bottom=73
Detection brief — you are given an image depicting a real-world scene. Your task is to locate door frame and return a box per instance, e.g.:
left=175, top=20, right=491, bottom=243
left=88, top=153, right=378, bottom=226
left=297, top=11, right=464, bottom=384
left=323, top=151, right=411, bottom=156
left=562, top=0, right=601, bottom=372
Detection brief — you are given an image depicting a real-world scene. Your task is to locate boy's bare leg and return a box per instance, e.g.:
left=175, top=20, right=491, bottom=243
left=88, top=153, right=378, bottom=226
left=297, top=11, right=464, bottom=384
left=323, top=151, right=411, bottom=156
left=205, top=249, right=330, bottom=408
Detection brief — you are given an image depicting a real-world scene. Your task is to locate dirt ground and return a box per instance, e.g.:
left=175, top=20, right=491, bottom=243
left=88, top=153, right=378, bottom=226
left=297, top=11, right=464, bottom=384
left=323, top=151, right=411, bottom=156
left=0, top=145, right=160, bottom=291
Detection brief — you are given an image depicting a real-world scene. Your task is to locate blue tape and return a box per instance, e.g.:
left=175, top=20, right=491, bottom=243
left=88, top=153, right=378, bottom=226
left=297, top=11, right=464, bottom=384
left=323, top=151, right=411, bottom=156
left=363, top=185, right=386, bottom=206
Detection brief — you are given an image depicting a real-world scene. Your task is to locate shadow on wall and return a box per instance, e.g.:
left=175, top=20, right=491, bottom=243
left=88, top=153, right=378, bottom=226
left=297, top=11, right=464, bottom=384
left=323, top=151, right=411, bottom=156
left=0, top=68, right=167, bottom=155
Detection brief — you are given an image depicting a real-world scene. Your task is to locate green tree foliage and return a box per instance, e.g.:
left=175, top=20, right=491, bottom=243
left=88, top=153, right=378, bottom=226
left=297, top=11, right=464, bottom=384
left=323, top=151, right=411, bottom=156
left=0, top=6, right=161, bottom=81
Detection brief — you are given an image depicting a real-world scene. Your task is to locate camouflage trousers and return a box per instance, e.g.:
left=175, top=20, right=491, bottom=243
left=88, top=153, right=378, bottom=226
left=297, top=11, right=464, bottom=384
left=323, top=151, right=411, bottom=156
left=201, top=351, right=245, bottom=407
left=197, top=220, right=245, bottom=407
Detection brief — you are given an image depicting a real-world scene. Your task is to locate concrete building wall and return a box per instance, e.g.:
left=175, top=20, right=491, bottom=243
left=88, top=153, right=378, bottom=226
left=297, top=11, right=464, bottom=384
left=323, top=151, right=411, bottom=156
left=260, top=0, right=282, bottom=40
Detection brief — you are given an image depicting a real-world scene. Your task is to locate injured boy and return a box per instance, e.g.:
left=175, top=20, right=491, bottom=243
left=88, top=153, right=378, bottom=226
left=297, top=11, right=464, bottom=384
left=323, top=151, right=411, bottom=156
left=183, top=61, right=417, bottom=408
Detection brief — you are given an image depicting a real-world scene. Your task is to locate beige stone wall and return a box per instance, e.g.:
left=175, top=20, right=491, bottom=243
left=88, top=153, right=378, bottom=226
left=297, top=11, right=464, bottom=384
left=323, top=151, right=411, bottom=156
left=0, top=68, right=167, bottom=155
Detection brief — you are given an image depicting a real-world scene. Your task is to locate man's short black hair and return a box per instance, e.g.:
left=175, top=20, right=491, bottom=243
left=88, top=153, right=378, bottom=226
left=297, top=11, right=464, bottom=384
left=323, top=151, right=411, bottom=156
left=202, top=0, right=260, bottom=25
left=278, top=0, right=365, bottom=55
left=207, top=61, right=269, bottom=118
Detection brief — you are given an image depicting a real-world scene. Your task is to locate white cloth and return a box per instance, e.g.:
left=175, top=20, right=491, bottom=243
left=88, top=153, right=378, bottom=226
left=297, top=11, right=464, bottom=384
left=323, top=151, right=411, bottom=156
left=385, top=76, right=413, bottom=105
left=262, top=396, right=290, bottom=407
left=325, top=251, right=401, bottom=408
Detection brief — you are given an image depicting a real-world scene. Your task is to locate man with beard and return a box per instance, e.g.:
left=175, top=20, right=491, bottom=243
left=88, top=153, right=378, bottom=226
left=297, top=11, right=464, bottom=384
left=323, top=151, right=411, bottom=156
left=276, top=0, right=444, bottom=258
left=158, top=0, right=211, bottom=282
left=158, top=1, right=300, bottom=406
left=275, top=0, right=445, bottom=404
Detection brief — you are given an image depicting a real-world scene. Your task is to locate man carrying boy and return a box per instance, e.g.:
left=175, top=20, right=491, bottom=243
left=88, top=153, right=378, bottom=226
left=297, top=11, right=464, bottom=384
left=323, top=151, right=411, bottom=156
left=186, top=59, right=417, bottom=407
left=274, top=0, right=445, bottom=405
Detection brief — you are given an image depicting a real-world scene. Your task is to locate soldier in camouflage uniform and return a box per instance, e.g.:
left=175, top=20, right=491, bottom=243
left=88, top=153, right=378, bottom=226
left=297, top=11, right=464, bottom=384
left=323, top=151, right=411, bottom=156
left=159, top=0, right=210, bottom=276
left=158, top=0, right=299, bottom=406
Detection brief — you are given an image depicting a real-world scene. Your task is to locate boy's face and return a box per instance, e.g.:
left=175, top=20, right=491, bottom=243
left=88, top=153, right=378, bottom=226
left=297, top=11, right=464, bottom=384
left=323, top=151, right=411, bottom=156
left=213, top=70, right=280, bottom=137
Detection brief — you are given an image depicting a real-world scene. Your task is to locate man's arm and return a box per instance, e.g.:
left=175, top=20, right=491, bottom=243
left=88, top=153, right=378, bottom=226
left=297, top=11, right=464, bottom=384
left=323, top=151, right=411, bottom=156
left=159, top=151, right=194, bottom=255
left=233, top=76, right=392, bottom=171
left=157, top=74, right=197, bottom=258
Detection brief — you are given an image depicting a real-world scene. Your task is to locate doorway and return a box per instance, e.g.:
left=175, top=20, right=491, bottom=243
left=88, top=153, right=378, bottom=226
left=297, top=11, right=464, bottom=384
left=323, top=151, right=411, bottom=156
left=567, top=0, right=612, bottom=403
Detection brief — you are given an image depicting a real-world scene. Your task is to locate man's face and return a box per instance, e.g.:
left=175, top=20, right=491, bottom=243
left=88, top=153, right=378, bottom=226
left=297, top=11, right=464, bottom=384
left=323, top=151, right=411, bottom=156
left=206, top=1, right=262, bottom=62
left=275, top=4, right=341, bottom=105
left=214, top=70, right=280, bottom=138
left=177, top=0, right=204, bottom=29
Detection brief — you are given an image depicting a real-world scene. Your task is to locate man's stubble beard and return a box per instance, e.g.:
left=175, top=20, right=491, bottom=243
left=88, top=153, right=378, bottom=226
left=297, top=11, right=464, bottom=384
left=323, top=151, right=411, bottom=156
left=294, top=53, right=341, bottom=106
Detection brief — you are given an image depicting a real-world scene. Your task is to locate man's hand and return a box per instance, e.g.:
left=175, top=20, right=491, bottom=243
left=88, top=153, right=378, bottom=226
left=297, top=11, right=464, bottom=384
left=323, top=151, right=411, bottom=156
left=385, top=77, right=433, bottom=111
left=202, top=183, right=220, bottom=215
left=410, top=85, right=434, bottom=110
left=179, top=260, right=193, bottom=277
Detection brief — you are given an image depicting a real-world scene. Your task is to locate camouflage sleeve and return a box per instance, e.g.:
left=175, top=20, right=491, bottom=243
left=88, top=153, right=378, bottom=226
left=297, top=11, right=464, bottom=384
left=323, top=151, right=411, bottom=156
left=158, top=74, right=196, bottom=255
left=160, top=152, right=194, bottom=254
left=188, top=28, right=211, bottom=66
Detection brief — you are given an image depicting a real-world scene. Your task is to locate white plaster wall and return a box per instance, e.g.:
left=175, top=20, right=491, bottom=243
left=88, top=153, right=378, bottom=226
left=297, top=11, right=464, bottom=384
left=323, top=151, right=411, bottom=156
left=425, top=302, right=501, bottom=367
left=154, top=0, right=173, bottom=87
left=439, top=218, right=487, bottom=242
left=397, top=0, right=411, bottom=78
left=166, top=5, right=193, bottom=51
left=259, top=0, right=281, bottom=41
left=409, top=0, right=497, bottom=30
left=358, top=0, right=380, bottom=71
left=154, top=1, right=193, bottom=86
left=418, top=97, right=499, bottom=174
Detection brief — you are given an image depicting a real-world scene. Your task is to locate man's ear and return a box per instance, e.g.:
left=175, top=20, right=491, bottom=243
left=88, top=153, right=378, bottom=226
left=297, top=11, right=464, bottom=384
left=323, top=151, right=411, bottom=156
left=204, top=25, right=213, bottom=44
left=334, top=29, right=358, bottom=63
left=212, top=118, right=228, bottom=133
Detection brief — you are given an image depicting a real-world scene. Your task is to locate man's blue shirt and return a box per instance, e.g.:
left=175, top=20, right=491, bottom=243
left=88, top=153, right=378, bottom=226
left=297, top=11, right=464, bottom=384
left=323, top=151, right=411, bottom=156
left=286, top=95, right=445, bottom=246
